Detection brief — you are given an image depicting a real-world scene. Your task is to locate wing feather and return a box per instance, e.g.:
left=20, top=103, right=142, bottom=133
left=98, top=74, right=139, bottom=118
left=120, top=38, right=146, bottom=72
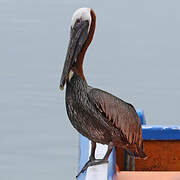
left=88, top=87, right=142, bottom=146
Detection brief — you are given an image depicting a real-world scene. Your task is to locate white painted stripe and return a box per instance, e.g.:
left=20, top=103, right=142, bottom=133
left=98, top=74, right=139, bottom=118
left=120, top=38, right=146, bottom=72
left=86, top=142, right=108, bottom=180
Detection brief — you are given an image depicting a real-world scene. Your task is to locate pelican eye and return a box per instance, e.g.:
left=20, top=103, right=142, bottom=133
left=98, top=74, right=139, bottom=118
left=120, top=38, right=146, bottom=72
left=76, top=19, right=81, bottom=25
left=73, top=19, right=82, bottom=30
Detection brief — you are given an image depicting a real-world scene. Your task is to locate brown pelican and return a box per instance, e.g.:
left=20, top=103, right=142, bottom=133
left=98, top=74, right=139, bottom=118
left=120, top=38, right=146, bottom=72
left=60, top=7, right=146, bottom=177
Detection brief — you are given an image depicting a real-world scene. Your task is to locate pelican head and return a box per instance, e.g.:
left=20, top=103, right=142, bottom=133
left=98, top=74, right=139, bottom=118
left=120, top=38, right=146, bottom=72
left=60, top=8, right=96, bottom=90
left=71, top=8, right=92, bottom=32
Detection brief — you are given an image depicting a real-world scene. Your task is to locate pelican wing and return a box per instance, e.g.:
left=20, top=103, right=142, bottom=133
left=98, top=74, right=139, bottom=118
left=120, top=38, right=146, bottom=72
left=88, top=88, right=142, bottom=146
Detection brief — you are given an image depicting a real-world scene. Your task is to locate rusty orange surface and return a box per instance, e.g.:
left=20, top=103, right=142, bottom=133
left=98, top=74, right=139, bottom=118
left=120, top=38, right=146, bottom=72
left=116, top=140, right=180, bottom=171
left=117, top=172, right=180, bottom=180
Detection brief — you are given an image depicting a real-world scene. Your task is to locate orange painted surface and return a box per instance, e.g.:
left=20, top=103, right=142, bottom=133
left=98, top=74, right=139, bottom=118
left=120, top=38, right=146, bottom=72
left=117, top=172, right=180, bottom=180
left=116, top=140, right=180, bottom=171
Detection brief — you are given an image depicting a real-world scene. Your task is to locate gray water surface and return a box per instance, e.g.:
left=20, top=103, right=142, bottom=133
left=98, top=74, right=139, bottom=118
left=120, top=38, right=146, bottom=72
left=1, top=0, right=180, bottom=179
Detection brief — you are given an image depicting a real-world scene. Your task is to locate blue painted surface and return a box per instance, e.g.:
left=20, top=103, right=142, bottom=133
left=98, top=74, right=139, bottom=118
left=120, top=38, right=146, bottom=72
left=136, top=109, right=146, bottom=125
left=142, top=125, right=180, bottom=140
left=107, top=147, right=116, bottom=180
left=78, top=135, right=89, bottom=180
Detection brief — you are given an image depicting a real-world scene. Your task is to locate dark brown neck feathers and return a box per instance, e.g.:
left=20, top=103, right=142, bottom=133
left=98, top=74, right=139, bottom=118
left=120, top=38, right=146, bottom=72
left=73, top=9, right=96, bottom=80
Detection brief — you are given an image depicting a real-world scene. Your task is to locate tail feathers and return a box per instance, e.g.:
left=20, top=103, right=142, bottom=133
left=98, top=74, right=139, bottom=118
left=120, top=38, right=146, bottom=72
left=126, top=145, right=147, bottom=159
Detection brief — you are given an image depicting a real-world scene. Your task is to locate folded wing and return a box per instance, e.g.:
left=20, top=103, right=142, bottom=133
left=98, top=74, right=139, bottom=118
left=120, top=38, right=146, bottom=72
left=88, top=88, right=143, bottom=147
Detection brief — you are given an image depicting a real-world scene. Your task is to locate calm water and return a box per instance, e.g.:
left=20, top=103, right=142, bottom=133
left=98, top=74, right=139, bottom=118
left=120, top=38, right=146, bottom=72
left=1, top=0, right=180, bottom=179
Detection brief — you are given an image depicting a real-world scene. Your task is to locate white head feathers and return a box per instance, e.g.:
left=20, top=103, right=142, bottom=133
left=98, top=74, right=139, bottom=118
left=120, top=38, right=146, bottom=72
left=71, top=8, right=92, bottom=32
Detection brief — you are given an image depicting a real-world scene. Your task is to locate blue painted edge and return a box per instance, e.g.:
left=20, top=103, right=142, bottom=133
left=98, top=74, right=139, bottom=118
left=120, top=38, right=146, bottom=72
left=108, top=147, right=116, bottom=180
left=136, top=109, right=180, bottom=140
left=142, top=125, right=180, bottom=140
left=136, top=109, right=146, bottom=125
left=78, top=135, right=89, bottom=180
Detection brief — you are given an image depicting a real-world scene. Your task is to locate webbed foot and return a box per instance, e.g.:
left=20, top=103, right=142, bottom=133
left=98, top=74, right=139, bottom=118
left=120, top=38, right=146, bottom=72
left=76, top=159, right=108, bottom=178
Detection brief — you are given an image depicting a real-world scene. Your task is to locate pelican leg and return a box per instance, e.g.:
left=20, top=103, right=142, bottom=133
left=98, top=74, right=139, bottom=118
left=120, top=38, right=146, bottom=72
left=124, top=151, right=130, bottom=170
left=102, top=142, right=113, bottom=161
left=76, top=158, right=108, bottom=178
left=89, top=141, right=96, bottom=160
left=76, top=142, right=113, bottom=178
left=131, top=157, right=135, bottom=171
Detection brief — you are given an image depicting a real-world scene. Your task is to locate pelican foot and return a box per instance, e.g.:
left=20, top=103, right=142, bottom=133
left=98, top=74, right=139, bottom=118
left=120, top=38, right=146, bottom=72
left=76, top=159, right=108, bottom=178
